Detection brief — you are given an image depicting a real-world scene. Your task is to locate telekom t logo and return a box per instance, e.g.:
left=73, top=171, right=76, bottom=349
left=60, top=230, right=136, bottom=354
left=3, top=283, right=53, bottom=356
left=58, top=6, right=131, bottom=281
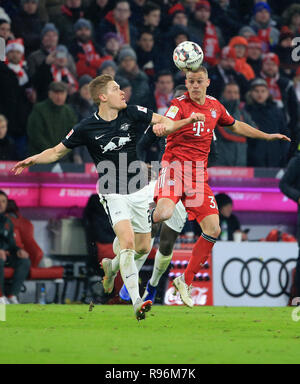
left=193, top=121, right=205, bottom=136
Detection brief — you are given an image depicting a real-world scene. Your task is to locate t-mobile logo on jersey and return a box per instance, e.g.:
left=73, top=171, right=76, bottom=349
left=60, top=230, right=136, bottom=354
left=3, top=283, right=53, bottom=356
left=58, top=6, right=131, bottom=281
left=193, top=121, right=211, bottom=136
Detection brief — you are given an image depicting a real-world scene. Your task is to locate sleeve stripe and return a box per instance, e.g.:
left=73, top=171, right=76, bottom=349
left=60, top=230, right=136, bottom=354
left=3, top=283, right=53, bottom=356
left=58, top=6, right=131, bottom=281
left=224, top=119, right=235, bottom=127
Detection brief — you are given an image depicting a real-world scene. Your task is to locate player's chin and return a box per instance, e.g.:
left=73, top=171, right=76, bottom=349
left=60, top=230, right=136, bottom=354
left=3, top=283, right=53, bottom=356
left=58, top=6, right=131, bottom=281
left=120, top=101, right=127, bottom=109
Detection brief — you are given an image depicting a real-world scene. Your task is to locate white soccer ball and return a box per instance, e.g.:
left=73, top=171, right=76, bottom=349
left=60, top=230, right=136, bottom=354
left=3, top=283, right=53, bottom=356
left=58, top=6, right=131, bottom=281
left=173, top=41, right=204, bottom=72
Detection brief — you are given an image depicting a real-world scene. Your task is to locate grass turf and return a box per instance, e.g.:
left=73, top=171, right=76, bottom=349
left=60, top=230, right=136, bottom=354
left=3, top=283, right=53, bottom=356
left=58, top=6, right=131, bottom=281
left=0, top=305, right=299, bottom=364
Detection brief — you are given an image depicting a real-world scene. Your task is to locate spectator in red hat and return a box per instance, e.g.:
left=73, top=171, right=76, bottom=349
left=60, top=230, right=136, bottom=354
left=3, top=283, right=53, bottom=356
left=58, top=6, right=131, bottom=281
left=247, top=36, right=263, bottom=77
left=188, top=0, right=224, bottom=67
left=274, top=26, right=297, bottom=78
left=208, top=46, right=249, bottom=100
left=229, top=36, right=255, bottom=81
left=261, top=52, right=299, bottom=158
left=249, top=2, right=279, bottom=53
left=4, top=39, right=34, bottom=144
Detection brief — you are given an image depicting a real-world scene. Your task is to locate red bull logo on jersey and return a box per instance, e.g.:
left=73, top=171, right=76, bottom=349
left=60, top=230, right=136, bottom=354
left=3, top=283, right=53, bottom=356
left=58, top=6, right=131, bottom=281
left=100, top=135, right=132, bottom=153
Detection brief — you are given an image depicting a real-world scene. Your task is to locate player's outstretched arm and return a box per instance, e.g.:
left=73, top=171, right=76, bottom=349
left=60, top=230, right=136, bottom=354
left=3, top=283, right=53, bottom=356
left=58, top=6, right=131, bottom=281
left=151, top=112, right=205, bottom=136
left=228, top=121, right=291, bottom=142
left=12, top=143, right=71, bottom=175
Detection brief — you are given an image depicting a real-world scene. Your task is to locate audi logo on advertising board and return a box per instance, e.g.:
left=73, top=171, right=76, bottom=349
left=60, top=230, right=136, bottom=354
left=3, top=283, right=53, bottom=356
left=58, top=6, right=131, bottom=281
left=212, top=242, right=298, bottom=307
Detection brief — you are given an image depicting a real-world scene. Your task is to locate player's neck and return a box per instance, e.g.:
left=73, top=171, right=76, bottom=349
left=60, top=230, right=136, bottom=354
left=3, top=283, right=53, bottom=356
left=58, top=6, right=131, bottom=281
left=190, top=95, right=206, bottom=105
left=98, top=105, right=119, bottom=122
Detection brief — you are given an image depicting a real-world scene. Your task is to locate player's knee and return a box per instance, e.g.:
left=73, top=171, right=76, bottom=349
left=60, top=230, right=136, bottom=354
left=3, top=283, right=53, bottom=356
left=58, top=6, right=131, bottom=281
left=120, top=238, right=135, bottom=251
left=159, top=239, right=174, bottom=256
left=156, top=208, right=173, bottom=222
left=205, top=225, right=221, bottom=239
left=136, top=242, right=151, bottom=255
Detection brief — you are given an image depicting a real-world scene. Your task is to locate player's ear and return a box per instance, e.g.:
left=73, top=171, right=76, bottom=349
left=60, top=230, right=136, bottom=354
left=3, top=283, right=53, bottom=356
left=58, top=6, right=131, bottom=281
left=99, top=93, right=107, bottom=103
left=207, top=78, right=211, bottom=88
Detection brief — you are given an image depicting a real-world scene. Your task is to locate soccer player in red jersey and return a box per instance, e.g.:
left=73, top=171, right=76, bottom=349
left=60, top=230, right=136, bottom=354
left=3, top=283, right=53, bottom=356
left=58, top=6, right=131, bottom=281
left=152, top=66, right=290, bottom=307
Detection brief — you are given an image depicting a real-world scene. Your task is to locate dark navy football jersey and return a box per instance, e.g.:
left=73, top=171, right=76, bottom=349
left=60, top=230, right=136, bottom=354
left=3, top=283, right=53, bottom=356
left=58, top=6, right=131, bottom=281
left=62, top=105, right=153, bottom=194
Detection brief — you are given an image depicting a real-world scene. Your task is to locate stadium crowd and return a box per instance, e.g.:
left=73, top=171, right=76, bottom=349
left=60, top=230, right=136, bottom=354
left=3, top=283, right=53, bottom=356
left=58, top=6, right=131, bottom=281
left=0, top=0, right=299, bottom=166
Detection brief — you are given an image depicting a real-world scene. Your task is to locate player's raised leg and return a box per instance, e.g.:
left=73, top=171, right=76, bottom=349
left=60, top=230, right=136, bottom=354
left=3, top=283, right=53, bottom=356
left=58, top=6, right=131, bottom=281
left=174, top=213, right=220, bottom=307
left=184, top=213, right=220, bottom=286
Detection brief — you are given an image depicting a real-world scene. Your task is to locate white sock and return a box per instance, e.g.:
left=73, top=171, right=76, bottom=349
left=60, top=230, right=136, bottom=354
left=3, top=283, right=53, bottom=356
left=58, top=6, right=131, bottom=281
left=119, top=249, right=140, bottom=304
left=111, top=253, right=120, bottom=274
left=150, top=250, right=173, bottom=287
left=134, top=238, right=154, bottom=271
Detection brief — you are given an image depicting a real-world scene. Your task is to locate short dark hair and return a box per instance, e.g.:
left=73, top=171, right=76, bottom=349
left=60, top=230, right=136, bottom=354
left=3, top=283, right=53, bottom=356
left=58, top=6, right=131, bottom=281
left=0, top=190, right=8, bottom=200
left=156, top=70, right=174, bottom=82
left=215, top=193, right=233, bottom=209
left=143, top=2, right=160, bottom=16
left=138, top=29, right=154, bottom=40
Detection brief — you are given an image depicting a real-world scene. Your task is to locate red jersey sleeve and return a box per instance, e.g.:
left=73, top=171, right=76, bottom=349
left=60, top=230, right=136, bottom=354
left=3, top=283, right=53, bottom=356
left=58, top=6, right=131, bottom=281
left=164, top=99, right=183, bottom=121
left=217, top=101, right=235, bottom=126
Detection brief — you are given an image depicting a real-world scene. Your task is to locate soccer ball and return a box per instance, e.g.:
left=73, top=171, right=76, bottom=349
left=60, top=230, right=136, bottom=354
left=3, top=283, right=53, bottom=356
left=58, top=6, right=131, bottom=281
left=173, top=41, right=204, bottom=72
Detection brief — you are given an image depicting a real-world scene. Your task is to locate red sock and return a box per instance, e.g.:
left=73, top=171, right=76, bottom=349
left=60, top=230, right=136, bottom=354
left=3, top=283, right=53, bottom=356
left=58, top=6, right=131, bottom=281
left=184, top=233, right=216, bottom=285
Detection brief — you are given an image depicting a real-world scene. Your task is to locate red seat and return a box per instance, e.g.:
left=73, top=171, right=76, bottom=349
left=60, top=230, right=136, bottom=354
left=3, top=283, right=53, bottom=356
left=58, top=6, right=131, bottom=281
left=4, top=268, right=14, bottom=279
left=29, top=267, right=64, bottom=280
left=4, top=266, right=64, bottom=280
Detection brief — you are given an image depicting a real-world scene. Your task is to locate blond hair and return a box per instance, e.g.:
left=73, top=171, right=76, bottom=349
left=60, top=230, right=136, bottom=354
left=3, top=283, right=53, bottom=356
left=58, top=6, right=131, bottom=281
left=88, top=75, right=114, bottom=106
left=0, top=115, right=8, bottom=124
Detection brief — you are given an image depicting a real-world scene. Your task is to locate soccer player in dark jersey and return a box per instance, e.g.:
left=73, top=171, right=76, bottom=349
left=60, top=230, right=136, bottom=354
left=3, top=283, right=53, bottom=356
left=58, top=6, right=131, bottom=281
left=151, top=66, right=290, bottom=307
left=12, top=74, right=204, bottom=320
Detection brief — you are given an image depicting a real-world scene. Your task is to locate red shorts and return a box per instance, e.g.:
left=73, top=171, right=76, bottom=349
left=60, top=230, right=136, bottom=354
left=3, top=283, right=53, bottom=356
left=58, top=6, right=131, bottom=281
left=154, top=162, right=219, bottom=223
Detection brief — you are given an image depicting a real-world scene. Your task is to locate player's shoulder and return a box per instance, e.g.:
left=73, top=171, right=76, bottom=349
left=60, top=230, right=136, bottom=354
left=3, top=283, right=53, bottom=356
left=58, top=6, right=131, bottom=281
left=206, top=95, right=225, bottom=110
left=175, top=94, right=188, bottom=102
left=126, top=105, right=149, bottom=115
left=73, top=114, right=98, bottom=133
left=206, top=95, right=218, bottom=102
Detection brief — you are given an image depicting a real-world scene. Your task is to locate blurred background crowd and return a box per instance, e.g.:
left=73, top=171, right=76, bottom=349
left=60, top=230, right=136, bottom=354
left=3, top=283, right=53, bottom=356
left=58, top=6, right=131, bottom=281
left=0, top=0, right=299, bottom=167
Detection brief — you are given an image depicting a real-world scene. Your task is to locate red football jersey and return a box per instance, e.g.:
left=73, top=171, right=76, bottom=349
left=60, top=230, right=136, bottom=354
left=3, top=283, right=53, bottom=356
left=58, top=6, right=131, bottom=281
left=163, top=92, right=235, bottom=167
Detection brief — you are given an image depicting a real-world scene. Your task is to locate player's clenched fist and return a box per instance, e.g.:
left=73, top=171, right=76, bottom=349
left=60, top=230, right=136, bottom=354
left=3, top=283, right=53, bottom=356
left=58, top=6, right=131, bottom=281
left=189, top=113, right=206, bottom=123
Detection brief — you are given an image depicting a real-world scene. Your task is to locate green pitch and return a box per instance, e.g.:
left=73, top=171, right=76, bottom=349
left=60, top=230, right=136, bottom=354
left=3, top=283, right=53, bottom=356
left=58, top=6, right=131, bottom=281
left=0, top=305, right=299, bottom=364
